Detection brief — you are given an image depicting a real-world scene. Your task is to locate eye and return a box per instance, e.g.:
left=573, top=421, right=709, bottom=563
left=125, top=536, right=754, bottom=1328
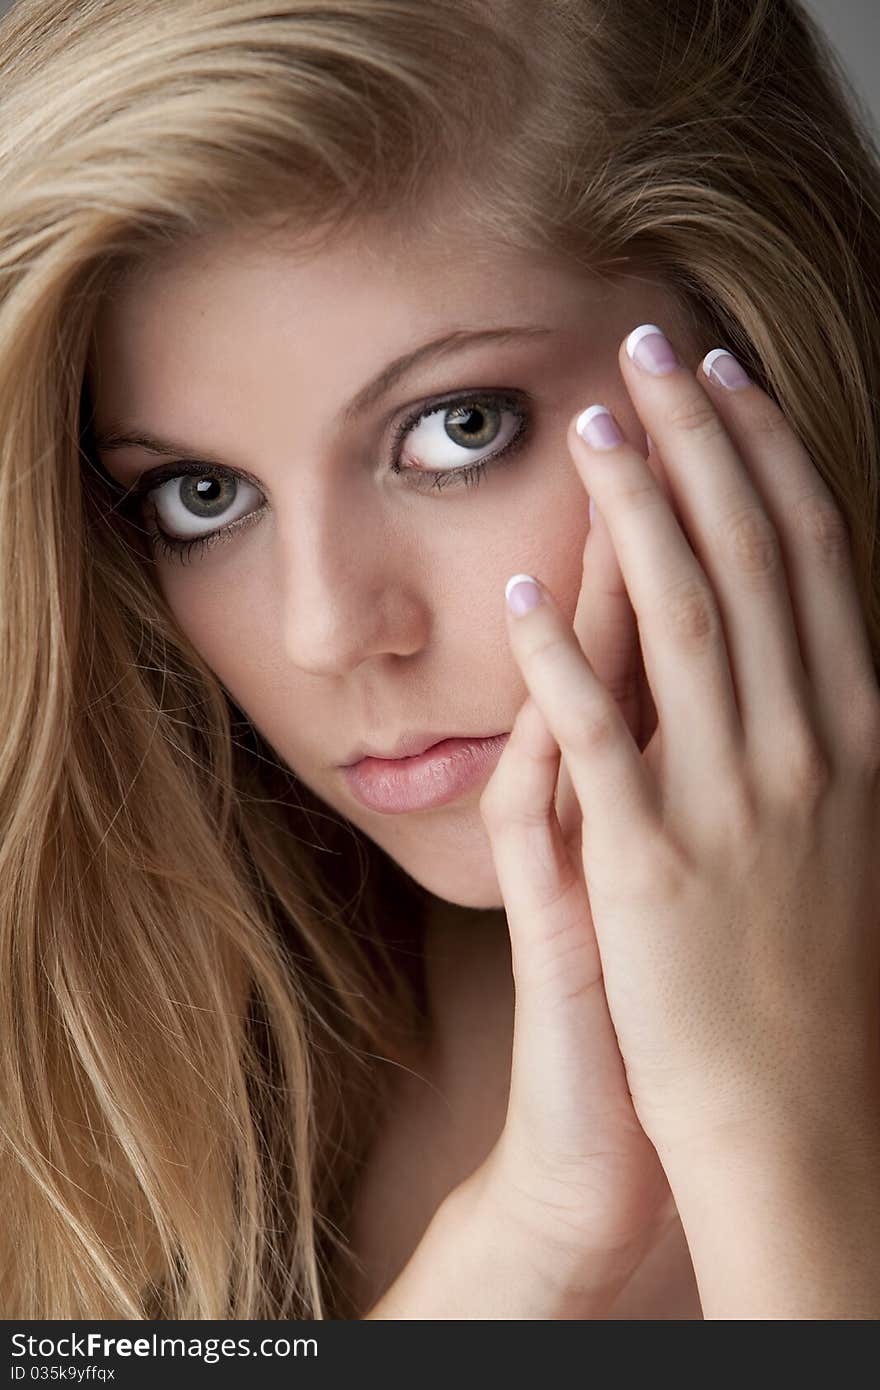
left=142, top=471, right=264, bottom=550
left=391, top=390, right=528, bottom=485
left=124, top=388, right=532, bottom=564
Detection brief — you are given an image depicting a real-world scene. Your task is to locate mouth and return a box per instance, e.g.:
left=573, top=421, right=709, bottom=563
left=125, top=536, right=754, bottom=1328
left=341, top=727, right=502, bottom=763
left=340, top=733, right=510, bottom=815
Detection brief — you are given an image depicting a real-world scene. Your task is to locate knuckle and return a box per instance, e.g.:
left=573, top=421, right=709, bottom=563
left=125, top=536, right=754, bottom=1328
left=525, top=628, right=570, bottom=667
left=791, top=491, right=852, bottom=570
left=784, top=729, right=832, bottom=804
left=567, top=695, right=620, bottom=755
left=526, top=867, right=585, bottom=923
left=636, top=830, right=692, bottom=899
left=614, top=475, right=662, bottom=515
left=480, top=768, right=549, bottom=832
left=720, top=777, right=761, bottom=844
left=502, top=801, right=553, bottom=834
left=656, top=575, right=720, bottom=652
left=747, top=393, right=793, bottom=442
left=718, top=506, right=782, bottom=584
left=602, top=663, right=642, bottom=712
left=666, top=393, right=727, bottom=442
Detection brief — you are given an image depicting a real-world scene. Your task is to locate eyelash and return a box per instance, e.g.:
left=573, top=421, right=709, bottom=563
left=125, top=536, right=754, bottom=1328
left=117, top=389, right=532, bottom=566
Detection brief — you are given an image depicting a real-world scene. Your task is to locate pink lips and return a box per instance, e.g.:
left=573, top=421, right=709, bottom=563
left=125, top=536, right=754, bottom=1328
left=341, top=734, right=510, bottom=814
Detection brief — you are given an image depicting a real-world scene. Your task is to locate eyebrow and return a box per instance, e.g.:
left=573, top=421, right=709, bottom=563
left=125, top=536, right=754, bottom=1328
left=93, top=324, right=556, bottom=456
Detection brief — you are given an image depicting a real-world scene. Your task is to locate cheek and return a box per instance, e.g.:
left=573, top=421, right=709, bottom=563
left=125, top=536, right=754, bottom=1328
left=147, top=468, right=592, bottom=685
left=448, top=503, right=588, bottom=657
left=512, top=480, right=591, bottom=624
left=156, top=569, right=272, bottom=694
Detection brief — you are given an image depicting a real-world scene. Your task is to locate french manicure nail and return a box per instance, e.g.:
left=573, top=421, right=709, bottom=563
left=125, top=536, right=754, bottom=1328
left=702, top=348, right=751, bottom=390
left=505, top=573, right=542, bottom=616
left=576, top=404, right=624, bottom=449
left=626, top=324, right=679, bottom=376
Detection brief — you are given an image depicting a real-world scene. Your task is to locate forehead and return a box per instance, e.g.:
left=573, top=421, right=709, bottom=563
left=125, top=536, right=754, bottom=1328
left=86, top=217, right=614, bottom=423
left=93, top=216, right=584, bottom=338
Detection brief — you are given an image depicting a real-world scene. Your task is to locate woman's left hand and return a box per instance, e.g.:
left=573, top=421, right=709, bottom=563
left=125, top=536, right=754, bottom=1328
left=502, top=323, right=880, bottom=1164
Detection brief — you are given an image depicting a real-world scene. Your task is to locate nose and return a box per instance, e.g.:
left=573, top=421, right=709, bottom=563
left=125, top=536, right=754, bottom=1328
left=275, top=481, right=429, bottom=676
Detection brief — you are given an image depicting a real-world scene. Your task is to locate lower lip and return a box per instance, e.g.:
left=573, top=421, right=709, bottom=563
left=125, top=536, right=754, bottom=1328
left=341, top=734, right=510, bottom=814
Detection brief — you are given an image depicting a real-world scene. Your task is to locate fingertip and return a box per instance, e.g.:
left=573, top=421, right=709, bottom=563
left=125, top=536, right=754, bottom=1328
left=505, top=573, right=544, bottom=618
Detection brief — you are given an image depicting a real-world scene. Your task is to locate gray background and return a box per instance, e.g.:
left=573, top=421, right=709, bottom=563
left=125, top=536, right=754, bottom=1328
left=0, top=0, right=877, bottom=134
left=801, top=0, right=880, bottom=135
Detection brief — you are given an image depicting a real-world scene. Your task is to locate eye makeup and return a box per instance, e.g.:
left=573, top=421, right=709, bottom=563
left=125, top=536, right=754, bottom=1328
left=104, top=386, right=536, bottom=566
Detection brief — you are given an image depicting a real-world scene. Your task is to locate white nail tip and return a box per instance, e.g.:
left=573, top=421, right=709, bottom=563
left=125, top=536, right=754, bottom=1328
left=505, top=573, right=538, bottom=603
left=702, top=348, right=734, bottom=376
left=575, top=404, right=611, bottom=438
left=625, top=323, right=664, bottom=360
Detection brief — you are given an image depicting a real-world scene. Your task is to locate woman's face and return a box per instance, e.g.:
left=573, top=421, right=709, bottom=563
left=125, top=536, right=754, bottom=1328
left=88, top=219, right=697, bottom=909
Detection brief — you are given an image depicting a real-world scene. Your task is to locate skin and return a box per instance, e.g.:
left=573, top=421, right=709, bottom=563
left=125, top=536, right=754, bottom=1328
left=87, top=217, right=880, bottom=1318
left=87, top=220, right=693, bottom=908
left=86, top=219, right=706, bottom=1314
left=485, top=324, right=880, bottom=1318
left=87, top=218, right=695, bottom=1026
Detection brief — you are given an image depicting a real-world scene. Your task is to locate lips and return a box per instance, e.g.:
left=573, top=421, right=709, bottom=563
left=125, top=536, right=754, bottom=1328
left=341, top=733, right=510, bottom=814
left=341, top=731, right=465, bottom=765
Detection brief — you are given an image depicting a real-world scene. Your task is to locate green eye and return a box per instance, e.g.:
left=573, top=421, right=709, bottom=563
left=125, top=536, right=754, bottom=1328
left=129, top=387, right=533, bottom=565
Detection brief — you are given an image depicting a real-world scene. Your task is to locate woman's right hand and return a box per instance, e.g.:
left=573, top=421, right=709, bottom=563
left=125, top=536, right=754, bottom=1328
left=471, top=434, right=678, bottom=1310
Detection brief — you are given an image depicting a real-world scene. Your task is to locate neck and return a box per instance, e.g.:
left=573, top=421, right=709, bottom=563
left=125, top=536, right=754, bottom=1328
left=419, top=895, right=513, bottom=1078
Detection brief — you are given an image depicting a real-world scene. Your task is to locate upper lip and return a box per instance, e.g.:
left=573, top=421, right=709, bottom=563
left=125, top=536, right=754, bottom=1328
left=341, top=731, right=500, bottom=765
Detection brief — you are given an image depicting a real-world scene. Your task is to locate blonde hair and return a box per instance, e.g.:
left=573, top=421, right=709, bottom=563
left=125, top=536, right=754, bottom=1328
left=1, top=0, right=878, bottom=1318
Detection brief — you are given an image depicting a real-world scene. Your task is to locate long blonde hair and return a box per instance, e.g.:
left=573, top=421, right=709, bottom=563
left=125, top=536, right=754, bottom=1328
left=1, top=0, right=878, bottom=1318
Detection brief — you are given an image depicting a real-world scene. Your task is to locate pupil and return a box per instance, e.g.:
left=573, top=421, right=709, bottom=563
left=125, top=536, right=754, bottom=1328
left=459, top=408, right=482, bottom=435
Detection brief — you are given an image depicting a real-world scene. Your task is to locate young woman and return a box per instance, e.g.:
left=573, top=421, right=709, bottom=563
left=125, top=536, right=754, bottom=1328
left=0, top=0, right=878, bottom=1320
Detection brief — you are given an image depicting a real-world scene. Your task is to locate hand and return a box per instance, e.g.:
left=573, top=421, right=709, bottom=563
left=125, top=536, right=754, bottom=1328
left=472, top=422, right=679, bottom=1299
left=491, top=323, right=880, bottom=1176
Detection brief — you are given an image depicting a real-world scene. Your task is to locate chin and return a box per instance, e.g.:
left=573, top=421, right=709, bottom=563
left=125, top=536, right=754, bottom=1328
left=434, top=883, right=505, bottom=911
left=398, top=850, right=505, bottom=911
left=348, top=789, right=509, bottom=910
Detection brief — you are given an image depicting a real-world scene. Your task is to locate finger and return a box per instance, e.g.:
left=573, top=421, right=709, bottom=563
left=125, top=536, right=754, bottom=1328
left=480, top=691, right=593, bottom=979
left=478, top=691, right=634, bottom=1158
left=503, top=572, right=658, bottom=878
left=575, top=499, right=641, bottom=732
left=566, top=403, right=744, bottom=798
left=558, top=432, right=668, bottom=848
left=612, top=324, right=822, bottom=784
left=697, top=348, right=880, bottom=765
left=556, top=494, right=641, bottom=854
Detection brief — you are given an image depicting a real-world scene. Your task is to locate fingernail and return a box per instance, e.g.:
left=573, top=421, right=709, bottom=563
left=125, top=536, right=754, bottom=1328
left=625, top=324, right=679, bottom=376
left=576, top=403, right=624, bottom=450
left=505, top=573, right=542, bottom=616
left=701, top=348, right=751, bottom=390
